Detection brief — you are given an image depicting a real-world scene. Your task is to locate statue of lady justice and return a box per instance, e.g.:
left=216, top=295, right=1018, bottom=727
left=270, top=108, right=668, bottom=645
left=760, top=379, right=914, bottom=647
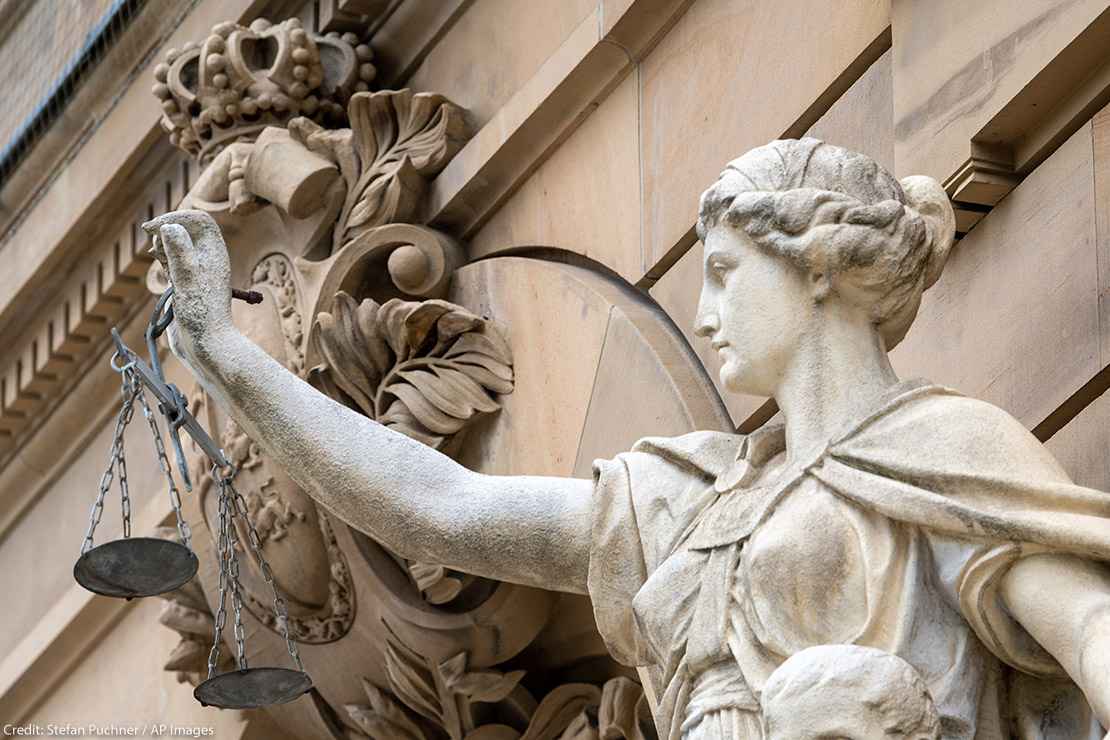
left=147, top=139, right=1110, bottom=739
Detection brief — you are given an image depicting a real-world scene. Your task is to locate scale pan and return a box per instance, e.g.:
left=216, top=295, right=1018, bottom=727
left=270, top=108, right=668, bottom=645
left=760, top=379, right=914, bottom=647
left=194, top=668, right=313, bottom=708
left=74, top=537, right=198, bottom=598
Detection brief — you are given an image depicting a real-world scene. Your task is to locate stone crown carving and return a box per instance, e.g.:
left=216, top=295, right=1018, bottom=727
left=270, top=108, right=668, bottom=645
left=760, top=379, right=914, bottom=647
left=153, top=17, right=377, bottom=162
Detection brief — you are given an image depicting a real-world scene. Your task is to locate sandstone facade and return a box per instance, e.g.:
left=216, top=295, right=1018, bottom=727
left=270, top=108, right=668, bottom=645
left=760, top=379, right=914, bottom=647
left=2, top=1, right=1110, bottom=738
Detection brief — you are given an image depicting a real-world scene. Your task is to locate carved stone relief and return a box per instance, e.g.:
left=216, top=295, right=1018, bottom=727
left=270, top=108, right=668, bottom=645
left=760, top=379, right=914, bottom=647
left=152, top=17, right=377, bottom=166
left=146, top=14, right=659, bottom=740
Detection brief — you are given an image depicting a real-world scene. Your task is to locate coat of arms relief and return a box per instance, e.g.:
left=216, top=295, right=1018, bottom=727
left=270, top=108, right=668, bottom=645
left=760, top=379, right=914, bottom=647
left=145, top=15, right=653, bottom=740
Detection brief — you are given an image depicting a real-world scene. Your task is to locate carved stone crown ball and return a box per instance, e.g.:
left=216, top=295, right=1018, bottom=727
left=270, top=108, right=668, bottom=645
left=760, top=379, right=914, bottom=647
left=152, top=17, right=378, bottom=164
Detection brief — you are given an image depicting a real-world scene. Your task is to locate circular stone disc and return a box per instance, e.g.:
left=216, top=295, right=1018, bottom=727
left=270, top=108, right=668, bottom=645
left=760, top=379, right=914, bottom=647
left=194, top=668, right=313, bottom=709
left=74, top=538, right=198, bottom=598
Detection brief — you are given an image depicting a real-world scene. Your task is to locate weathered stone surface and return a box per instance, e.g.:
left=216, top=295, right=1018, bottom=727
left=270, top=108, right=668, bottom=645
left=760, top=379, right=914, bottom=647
left=639, top=0, right=891, bottom=272
left=892, top=0, right=1107, bottom=181
left=11, top=2, right=1110, bottom=738
left=1093, top=100, right=1110, bottom=366
left=449, top=258, right=613, bottom=477
left=807, top=50, right=894, bottom=174
left=468, top=72, right=644, bottom=283
left=407, top=0, right=597, bottom=131
left=1047, top=389, right=1110, bottom=491
left=650, top=240, right=767, bottom=427
left=891, top=122, right=1099, bottom=429
left=650, top=51, right=895, bottom=428
left=151, top=136, right=1110, bottom=737
left=762, top=645, right=940, bottom=739
left=24, top=598, right=277, bottom=740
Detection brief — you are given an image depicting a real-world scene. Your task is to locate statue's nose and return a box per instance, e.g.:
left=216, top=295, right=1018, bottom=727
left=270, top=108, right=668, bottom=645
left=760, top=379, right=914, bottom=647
left=694, top=310, right=718, bottom=338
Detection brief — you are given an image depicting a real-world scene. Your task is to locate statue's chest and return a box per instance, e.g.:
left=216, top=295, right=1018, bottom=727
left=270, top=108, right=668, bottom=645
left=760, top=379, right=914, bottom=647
left=740, top=481, right=880, bottom=648
left=632, top=478, right=899, bottom=664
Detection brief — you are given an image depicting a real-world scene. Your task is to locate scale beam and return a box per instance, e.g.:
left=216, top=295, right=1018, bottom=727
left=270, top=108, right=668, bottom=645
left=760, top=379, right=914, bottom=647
left=110, top=328, right=231, bottom=473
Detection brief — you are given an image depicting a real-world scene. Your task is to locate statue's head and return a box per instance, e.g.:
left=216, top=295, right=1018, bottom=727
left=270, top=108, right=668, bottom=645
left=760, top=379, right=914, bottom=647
left=761, top=644, right=941, bottom=740
left=694, top=138, right=955, bottom=396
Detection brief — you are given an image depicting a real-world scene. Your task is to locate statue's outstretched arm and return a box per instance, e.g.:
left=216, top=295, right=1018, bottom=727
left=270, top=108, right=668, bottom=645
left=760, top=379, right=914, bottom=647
left=1002, top=553, right=1110, bottom=730
left=146, top=210, right=593, bottom=595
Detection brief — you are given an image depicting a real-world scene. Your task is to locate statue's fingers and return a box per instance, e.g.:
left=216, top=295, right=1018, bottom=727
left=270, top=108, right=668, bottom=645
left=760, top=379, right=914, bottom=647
left=141, top=211, right=184, bottom=238
left=141, top=210, right=216, bottom=244
left=159, top=223, right=201, bottom=286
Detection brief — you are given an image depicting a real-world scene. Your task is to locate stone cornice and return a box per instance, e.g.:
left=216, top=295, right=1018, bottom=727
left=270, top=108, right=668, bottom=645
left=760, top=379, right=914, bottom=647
left=0, top=148, right=191, bottom=467
left=0, top=0, right=266, bottom=342
left=427, top=0, right=695, bottom=239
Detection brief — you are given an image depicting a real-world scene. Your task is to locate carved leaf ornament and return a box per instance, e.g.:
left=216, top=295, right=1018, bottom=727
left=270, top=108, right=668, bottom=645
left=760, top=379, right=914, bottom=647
left=345, top=625, right=653, bottom=740
left=309, top=292, right=513, bottom=450
left=346, top=623, right=527, bottom=740
left=290, top=89, right=467, bottom=251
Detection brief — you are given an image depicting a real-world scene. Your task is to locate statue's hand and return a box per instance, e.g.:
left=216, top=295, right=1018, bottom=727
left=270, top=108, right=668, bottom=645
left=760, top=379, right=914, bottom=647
left=141, top=210, right=235, bottom=368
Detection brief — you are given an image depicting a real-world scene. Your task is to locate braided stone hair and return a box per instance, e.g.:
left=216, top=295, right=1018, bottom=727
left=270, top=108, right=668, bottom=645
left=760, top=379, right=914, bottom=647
left=696, top=138, right=956, bottom=348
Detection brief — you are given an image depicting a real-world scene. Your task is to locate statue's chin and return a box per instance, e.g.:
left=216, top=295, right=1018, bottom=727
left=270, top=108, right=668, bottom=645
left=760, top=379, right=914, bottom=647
left=719, top=364, right=748, bottom=396
left=720, top=362, right=775, bottom=400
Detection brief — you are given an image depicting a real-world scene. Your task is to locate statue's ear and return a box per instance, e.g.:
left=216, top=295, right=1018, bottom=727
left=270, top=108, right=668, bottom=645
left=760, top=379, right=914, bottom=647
left=900, top=175, right=955, bottom=289
left=809, top=268, right=832, bottom=301
left=803, top=237, right=832, bottom=302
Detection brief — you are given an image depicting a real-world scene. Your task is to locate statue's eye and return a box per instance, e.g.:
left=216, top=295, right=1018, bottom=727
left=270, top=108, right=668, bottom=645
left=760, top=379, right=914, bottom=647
left=708, top=260, right=730, bottom=283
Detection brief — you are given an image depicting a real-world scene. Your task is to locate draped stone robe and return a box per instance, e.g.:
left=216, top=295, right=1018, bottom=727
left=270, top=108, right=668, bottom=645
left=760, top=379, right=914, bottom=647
left=588, top=380, right=1110, bottom=739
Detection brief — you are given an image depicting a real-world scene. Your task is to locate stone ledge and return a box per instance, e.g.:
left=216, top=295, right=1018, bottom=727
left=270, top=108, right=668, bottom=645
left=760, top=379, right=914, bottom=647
left=895, top=1, right=1110, bottom=237
left=0, top=150, right=190, bottom=468
left=426, top=0, right=694, bottom=239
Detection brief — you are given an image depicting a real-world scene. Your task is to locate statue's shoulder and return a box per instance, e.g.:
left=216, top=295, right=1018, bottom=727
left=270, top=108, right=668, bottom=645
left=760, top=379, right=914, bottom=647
left=626, top=430, right=743, bottom=480
left=855, top=381, right=1069, bottom=480
left=878, top=382, right=1034, bottom=440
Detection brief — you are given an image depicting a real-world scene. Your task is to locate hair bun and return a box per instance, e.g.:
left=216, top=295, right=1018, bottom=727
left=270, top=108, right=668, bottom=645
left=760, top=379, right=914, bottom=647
left=899, top=175, right=955, bottom=289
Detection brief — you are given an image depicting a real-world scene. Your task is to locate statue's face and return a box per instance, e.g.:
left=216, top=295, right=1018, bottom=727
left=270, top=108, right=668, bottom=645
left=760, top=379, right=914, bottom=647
left=695, top=224, right=813, bottom=397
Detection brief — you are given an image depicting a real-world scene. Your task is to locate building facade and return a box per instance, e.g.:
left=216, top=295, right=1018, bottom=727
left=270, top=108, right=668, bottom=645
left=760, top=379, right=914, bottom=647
left=1, top=0, right=1110, bottom=738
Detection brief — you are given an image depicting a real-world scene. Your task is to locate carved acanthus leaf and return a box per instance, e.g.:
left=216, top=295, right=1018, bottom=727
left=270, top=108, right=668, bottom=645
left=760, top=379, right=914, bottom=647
left=519, top=678, right=654, bottom=740
left=289, top=89, right=467, bottom=251
left=439, top=653, right=525, bottom=706
left=355, top=623, right=526, bottom=740
left=309, top=292, right=512, bottom=606
left=408, top=561, right=464, bottom=604
left=345, top=654, right=652, bottom=740
left=309, top=292, right=513, bottom=450
left=347, top=679, right=427, bottom=740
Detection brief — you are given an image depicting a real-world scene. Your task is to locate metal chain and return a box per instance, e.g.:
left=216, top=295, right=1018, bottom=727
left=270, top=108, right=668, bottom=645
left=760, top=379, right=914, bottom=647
left=219, top=467, right=304, bottom=671
left=223, top=487, right=249, bottom=671
left=81, top=367, right=138, bottom=554
left=134, top=384, right=193, bottom=550
left=117, top=373, right=140, bottom=539
left=205, top=482, right=231, bottom=681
